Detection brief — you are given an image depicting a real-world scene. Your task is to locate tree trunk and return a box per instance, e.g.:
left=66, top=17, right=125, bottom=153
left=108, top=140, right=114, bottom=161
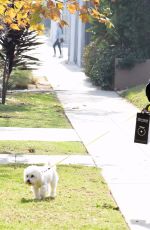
left=2, top=57, right=10, bottom=104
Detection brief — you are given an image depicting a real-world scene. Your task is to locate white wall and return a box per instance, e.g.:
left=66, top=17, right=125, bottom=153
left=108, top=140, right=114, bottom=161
left=68, top=12, right=86, bottom=67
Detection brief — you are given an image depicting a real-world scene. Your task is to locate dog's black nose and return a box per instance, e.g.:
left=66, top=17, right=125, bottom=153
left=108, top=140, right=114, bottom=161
left=27, top=179, right=31, bottom=184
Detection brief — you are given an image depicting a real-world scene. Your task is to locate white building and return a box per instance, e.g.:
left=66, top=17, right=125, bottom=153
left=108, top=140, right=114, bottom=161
left=68, top=14, right=85, bottom=66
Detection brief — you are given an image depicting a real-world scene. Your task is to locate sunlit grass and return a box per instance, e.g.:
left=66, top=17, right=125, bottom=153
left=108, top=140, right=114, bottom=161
left=0, top=140, right=87, bottom=155
left=121, top=84, right=149, bottom=109
left=0, top=165, right=128, bottom=230
left=0, top=92, right=71, bottom=128
left=0, top=92, right=87, bottom=156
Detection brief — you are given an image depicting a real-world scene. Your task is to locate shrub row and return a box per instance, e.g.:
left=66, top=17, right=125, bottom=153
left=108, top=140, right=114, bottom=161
left=83, top=40, right=118, bottom=90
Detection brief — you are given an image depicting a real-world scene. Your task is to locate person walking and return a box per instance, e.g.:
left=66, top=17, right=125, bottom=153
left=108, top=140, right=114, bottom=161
left=53, top=23, right=64, bottom=58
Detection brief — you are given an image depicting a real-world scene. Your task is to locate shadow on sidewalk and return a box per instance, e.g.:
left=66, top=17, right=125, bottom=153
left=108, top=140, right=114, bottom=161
left=131, top=219, right=150, bottom=229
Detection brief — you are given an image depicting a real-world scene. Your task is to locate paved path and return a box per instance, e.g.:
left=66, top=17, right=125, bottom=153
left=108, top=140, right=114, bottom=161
left=0, top=154, right=95, bottom=166
left=0, top=127, right=80, bottom=141
left=31, top=36, right=150, bottom=230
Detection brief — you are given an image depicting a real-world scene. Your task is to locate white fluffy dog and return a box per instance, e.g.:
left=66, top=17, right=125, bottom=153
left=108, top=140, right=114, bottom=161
left=24, top=164, right=59, bottom=200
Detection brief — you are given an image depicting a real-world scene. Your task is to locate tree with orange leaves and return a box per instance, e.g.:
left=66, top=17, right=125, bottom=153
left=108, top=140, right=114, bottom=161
left=0, top=0, right=113, bottom=32
left=0, top=0, right=112, bottom=104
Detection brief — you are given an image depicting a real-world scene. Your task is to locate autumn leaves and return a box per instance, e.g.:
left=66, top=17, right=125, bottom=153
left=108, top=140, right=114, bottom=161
left=0, top=0, right=113, bottom=33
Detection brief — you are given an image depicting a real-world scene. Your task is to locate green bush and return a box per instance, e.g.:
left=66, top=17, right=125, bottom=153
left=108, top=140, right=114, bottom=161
left=91, top=44, right=117, bottom=89
left=8, top=69, right=38, bottom=89
left=83, top=40, right=98, bottom=77
left=117, top=53, right=137, bottom=69
left=83, top=40, right=119, bottom=90
left=117, top=50, right=146, bottom=70
left=83, top=1, right=150, bottom=90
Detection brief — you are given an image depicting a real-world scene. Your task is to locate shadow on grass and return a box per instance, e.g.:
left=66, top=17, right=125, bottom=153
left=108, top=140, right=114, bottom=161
left=21, top=197, right=55, bottom=203
left=96, top=203, right=119, bottom=211
left=0, top=101, right=33, bottom=112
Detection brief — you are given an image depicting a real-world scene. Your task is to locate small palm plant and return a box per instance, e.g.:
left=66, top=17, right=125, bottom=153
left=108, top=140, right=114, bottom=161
left=0, top=27, right=41, bottom=104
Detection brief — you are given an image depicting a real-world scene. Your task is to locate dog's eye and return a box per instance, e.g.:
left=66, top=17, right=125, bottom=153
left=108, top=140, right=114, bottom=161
left=31, top=175, right=34, bottom=178
left=26, top=175, right=29, bottom=178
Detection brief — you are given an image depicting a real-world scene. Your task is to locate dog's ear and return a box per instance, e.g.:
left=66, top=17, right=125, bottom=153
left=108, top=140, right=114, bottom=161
left=23, top=169, right=27, bottom=182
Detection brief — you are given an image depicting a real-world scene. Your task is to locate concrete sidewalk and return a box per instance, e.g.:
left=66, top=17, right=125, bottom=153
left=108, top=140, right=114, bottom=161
left=0, top=127, right=80, bottom=141
left=0, top=154, right=95, bottom=167
left=31, top=36, right=150, bottom=230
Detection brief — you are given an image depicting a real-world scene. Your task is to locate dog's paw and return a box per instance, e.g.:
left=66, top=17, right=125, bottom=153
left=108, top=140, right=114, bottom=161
left=50, top=193, right=56, bottom=199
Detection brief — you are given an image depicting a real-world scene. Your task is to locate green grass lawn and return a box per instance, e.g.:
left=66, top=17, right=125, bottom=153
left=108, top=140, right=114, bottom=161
left=0, top=165, right=128, bottom=230
left=0, top=141, right=87, bottom=155
left=0, top=92, right=71, bottom=128
left=0, top=91, right=87, bottom=155
left=121, top=84, right=149, bottom=109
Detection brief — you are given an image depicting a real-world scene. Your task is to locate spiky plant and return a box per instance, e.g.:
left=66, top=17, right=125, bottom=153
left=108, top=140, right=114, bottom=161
left=0, top=27, right=42, bottom=104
